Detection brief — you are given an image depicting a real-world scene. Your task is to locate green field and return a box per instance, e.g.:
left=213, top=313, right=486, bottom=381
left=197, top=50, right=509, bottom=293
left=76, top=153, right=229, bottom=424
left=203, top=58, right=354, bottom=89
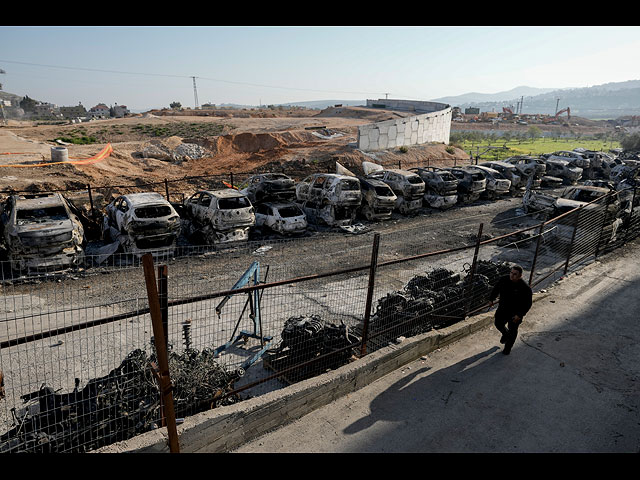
left=451, top=132, right=621, bottom=162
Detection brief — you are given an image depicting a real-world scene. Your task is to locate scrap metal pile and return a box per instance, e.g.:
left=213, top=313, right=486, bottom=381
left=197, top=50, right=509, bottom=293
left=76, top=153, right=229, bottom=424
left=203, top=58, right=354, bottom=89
left=363, top=261, right=513, bottom=351
left=0, top=347, right=242, bottom=453
left=264, top=314, right=360, bottom=383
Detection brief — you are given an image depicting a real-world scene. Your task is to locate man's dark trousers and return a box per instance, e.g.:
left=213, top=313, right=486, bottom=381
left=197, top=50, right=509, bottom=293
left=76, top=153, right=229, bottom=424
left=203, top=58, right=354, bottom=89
left=494, top=309, right=521, bottom=354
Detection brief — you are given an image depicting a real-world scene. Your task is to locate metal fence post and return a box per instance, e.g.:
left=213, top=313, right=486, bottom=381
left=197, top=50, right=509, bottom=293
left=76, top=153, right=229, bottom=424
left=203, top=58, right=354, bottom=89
left=359, top=233, right=380, bottom=357
left=164, top=179, right=170, bottom=201
left=142, top=254, right=180, bottom=453
left=528, top=222, right=545, bottom=287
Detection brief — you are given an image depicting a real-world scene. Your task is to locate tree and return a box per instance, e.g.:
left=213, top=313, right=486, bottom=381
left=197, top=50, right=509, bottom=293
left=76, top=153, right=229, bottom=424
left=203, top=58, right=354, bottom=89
left=621, top=132, right=640, bottom=151
left=527, top=126, right=542, bottom=140
left=20, top=95, right=37, bottom=112
left=170, top=101, right=182, bottom=110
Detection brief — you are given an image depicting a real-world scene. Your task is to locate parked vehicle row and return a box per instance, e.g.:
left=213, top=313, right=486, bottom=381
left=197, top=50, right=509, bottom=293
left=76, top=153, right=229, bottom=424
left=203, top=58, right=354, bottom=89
left=2, top=148, right=637, bottom=274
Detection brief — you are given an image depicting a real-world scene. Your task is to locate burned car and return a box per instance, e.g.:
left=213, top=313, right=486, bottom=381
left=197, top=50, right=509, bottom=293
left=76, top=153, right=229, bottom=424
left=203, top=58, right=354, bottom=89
left=296, top=173, right=361, bottom=226
left=542, top=150, right=590, bottom=169
left=366, top=168, right=425, bottom=214
left=504, top=156, right=545, bottom=188
left=356, top=176, right=397, bottom=221
left=103, top=193, right=181, bottom=256
left=442, top=167, right=487, bottom=203
left=408, top=167, right=458, bottom=210
left=240, top=173, right=296, bottom=204
left=549, top=186, right=623, bottom=253
left=0, top=193, right=85, bottom=272
left=184, top=189, right=255, bottom=244
left=542, top=158, right=583, bottom=185
left=255, top=202, right=307, bottom=235
left=479, top=161, right=524, bottom=191
left=468, top=165, right=511, bottom=199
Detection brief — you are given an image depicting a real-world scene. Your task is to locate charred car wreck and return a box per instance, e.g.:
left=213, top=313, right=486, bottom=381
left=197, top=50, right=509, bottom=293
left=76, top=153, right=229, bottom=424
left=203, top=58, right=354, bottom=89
left=241, top=173, right=296, bottom=204
left=103, top=193, right=181, bottom=256
left=356, top=176, right=397, bottom=221
left=366, top=168, right=425, bottom=214
left=184, top=189, right=255, bottom=245
left=296, top=173, right=362, bottom=226
left=409, top=167, right=459, bottom=210
left=0, top=193, right=85, bottom=272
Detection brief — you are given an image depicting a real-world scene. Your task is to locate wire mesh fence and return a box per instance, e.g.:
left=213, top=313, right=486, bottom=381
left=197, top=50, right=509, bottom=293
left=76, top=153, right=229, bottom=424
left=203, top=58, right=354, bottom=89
left=0, top=181, right=638, bottom=452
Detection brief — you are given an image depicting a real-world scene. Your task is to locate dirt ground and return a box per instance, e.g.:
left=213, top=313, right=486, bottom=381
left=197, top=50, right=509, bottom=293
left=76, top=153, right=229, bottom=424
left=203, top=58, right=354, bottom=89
left=0, top=106, right=472, bottom=197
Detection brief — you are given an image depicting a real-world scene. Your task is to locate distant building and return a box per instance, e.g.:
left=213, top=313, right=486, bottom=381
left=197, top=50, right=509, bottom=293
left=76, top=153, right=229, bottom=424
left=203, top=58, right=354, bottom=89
left=112, top=104, right=130, bottom=118
left=88, top=103, right=110, bottom=119
left=465, top=107, right=480, bottom=115
left=32, top=102, right=62, bottom=119
left=60, top=103, right=87, bottom=119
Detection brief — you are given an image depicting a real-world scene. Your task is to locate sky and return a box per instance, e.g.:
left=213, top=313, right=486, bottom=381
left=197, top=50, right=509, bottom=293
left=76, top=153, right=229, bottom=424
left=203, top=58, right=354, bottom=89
left=1, top=25, right=639, bottom=111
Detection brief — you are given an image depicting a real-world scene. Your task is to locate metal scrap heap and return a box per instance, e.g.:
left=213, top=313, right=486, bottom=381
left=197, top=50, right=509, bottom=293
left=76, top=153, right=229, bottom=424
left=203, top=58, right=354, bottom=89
left=0, top=347, right=241, bottom=453
left=364, top=261, right=512, bottom=351
left=264, top=314, right=360, bottom=383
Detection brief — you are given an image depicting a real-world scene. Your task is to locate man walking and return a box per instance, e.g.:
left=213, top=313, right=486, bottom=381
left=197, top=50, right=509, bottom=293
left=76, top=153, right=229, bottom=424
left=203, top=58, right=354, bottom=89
left=489, top=264, right=532, bottom=355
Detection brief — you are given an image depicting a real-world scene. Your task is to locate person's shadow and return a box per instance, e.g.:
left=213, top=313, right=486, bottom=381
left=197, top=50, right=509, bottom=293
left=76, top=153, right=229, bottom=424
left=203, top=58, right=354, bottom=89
left=344, top=346, right=501, bottom=436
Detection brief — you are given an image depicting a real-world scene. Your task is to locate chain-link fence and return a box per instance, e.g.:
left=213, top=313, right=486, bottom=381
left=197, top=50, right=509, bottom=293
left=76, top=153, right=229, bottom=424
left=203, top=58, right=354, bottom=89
left=0, top=181, right=638, bottom=452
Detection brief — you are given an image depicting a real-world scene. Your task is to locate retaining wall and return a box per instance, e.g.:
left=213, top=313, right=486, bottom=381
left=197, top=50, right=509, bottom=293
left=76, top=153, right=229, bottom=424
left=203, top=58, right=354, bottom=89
left=358, top=99, right=452, bottom=151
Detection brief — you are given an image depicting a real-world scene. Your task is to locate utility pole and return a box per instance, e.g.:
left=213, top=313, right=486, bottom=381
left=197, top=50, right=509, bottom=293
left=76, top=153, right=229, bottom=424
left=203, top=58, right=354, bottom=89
left=192, top=76, right=199, bottom=109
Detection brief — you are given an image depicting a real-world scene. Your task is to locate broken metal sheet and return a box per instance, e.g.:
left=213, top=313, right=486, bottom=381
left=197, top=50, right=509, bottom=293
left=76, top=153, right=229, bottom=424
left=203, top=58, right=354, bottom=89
left=335, top=162, right=356, bottom=177
left=362, top=161, right=384, bottom=176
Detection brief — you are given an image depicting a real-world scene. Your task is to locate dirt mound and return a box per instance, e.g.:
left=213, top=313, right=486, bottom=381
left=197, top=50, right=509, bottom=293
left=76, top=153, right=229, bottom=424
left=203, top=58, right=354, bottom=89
left=201, top=131, right=317, bottom=155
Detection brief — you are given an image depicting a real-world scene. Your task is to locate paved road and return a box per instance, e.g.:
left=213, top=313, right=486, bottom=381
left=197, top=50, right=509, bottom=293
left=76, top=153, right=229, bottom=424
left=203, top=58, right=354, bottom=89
left=233, top=237, right=640, bottom=453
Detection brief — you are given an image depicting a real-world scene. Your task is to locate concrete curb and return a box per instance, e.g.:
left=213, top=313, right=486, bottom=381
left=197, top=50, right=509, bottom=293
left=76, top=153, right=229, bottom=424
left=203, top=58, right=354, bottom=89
left=96, top=293, right=547, bottom=453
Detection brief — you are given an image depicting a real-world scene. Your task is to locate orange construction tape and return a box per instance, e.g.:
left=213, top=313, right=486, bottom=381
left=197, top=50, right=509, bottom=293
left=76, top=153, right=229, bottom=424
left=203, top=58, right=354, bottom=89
left=0, top=144, right=113, bottom=167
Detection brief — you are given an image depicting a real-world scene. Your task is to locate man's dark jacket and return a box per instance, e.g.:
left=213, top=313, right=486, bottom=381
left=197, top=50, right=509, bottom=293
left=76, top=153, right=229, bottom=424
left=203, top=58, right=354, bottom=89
left=490, top=276, right=533, bottom=318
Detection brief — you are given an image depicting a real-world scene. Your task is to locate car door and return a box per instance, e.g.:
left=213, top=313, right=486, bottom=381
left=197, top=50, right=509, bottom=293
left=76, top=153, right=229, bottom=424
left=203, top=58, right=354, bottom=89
left=114, top=197, right=129, bottom=231
left=185, top=192, right=201, bottom=219
left=196, top=193, right=213, bottom=223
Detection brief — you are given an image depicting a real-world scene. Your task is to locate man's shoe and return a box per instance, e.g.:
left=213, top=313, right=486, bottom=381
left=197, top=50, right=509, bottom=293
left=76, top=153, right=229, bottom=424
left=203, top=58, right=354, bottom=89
left=502, top=347, right=511, bottom=355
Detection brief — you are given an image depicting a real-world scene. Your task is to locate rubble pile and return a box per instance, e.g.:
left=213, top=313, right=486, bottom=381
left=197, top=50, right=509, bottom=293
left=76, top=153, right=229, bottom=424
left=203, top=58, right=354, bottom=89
left=0, top=347, right=241, bottom=453
left=363, top=261, right=512, bottom=351
left=135, top=140, right=208, bottom=163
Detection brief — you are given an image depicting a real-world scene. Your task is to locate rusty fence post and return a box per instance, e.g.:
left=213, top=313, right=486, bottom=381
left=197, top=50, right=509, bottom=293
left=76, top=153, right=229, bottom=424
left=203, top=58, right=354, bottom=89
left=164, top=179, right=170, bottom=202
left=464, top=223, right=483, bottom=317
left=230, top=172, right=234, bottom=189
left=528, top=222, right=546, bottom=287
left=158, top=264, right=169, bottom=351
left=142, top=254, right=180, bottom=453
left=359, top=233, right=380, bottom=357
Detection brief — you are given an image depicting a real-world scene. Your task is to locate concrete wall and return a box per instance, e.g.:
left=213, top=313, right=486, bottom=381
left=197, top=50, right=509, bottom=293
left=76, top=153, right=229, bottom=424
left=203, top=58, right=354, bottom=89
left=358, top=100, right=452, bottom=151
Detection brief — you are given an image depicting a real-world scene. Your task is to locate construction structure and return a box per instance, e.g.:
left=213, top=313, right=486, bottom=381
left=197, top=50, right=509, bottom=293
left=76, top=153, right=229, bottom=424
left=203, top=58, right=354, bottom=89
left=358, top=99, right=452, bottom=151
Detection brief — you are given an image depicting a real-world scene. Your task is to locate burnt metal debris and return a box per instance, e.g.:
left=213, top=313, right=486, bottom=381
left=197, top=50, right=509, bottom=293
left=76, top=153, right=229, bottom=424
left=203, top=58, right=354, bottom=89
left=361, top=261, right=512, bottom=351
left=0, top=346, right=241, bottom=453
left=264, top=314, right=360, bottom=384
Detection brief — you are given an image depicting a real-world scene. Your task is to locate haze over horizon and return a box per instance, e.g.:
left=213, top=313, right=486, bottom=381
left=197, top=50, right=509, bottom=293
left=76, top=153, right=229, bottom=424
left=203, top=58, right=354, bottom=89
left=1, top=26, right=639, bottom=111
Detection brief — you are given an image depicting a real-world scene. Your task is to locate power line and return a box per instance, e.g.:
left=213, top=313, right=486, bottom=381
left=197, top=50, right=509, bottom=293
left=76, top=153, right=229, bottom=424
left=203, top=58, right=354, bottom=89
left=0, top=59, right=389, bottom=97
